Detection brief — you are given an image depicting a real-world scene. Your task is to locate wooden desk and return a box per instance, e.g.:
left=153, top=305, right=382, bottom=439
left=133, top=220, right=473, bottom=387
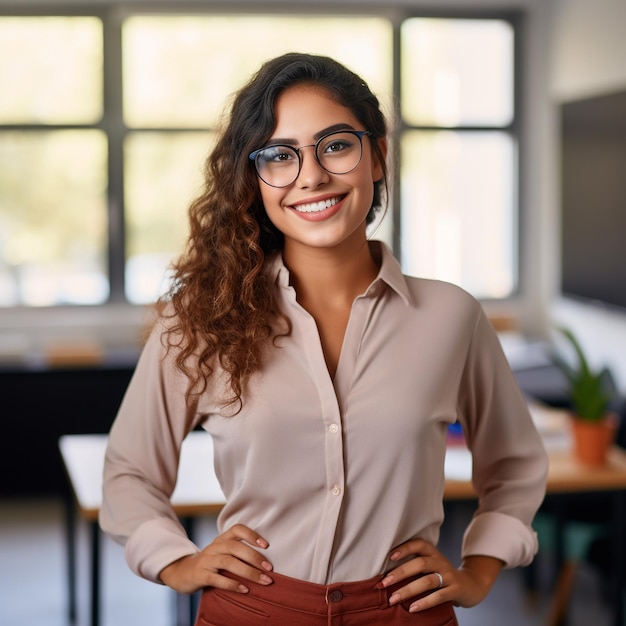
left=444, top=444, right=626, bottom=499
left=445, top=441, right=626, bottom=626
left=60, top=433, right=626, bottom=626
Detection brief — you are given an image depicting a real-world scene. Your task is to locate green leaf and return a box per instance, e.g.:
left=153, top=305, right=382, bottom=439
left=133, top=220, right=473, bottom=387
left=552, top=327, right=612, bottom=421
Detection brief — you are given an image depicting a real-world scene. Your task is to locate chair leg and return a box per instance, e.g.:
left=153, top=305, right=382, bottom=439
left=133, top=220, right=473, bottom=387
left=546, top=561, right=579, bottom=626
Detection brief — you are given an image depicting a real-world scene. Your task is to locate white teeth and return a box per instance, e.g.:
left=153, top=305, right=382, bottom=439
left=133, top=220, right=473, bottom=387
left=293, top=197, right=340, bottom=213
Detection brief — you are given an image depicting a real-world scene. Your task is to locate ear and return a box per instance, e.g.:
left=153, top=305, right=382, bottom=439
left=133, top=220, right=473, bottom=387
left=371, top=137, right=388, bottom=181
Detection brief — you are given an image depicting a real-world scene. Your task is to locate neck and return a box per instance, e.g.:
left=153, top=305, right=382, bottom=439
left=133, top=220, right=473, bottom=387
left=283, top=238, right=380, bottom=309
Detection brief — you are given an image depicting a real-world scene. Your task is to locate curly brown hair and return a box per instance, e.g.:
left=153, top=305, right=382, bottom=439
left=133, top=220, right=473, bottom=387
left=158, top=52, right=389, bottom=411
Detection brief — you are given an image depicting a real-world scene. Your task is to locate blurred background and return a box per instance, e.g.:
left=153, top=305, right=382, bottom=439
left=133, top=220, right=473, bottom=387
left=1, top=0, right=625, bottom=625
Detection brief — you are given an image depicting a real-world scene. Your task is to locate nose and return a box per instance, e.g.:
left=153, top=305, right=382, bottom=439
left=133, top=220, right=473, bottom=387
left=295, top=145, right=329, bottom=188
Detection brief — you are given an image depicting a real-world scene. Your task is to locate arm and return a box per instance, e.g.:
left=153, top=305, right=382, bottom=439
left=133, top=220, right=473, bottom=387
left=458, top=308, right=548, bottom=568
left=99, top=320, right=204, bottom=581
left=99, top=321, right=274, bottom=592
left=382, top=306, right=548, bottom=611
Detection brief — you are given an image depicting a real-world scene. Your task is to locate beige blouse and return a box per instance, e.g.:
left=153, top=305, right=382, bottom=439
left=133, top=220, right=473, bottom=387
left=100, top=241, right=548, bottom=585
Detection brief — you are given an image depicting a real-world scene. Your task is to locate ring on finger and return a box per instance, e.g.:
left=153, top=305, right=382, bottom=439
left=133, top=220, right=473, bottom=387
left=433, top=571, right=443, bottom=589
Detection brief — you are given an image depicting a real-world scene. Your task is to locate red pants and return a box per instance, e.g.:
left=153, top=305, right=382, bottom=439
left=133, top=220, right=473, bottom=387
left=195, top=571, right=458, bottom=625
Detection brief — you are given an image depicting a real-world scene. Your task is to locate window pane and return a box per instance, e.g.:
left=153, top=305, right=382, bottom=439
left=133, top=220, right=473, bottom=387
left=0, top=17, right=103, bottom=124
left=0, top=131, right=108, bottom=306
left=123, top=15, right=392, bottom=128
left=124, top=132, right=214, bottom=304
left=400, top=131, right=516, bottom=298
left=401, top=18, right=513, bottom=127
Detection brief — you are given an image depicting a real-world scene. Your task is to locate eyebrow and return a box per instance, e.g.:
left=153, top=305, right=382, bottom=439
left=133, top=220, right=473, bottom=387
left=265, top=123, right=357, bottom=147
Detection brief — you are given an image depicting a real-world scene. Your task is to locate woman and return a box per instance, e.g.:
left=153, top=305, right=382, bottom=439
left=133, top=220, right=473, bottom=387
left=100, top=52, right=548, bottom=625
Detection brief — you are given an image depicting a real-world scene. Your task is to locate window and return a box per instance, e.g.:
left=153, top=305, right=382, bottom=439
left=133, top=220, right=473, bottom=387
left=120, top=15, right=392, bottom=304
left=399, top=18, right=517, bottom=298
left=0, top=7, right=519, bottom=308
left=0, top=16, right=107, bottom=306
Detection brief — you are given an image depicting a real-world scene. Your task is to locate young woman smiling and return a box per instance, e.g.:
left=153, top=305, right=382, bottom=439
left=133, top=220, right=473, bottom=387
left=100, top=52, right=548, bottom=625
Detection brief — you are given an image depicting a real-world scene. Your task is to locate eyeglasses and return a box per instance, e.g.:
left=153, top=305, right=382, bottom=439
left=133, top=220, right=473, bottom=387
left=248, top=130, right=371, bottom=188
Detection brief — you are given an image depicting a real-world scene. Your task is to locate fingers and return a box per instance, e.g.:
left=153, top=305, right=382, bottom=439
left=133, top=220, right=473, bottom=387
left=196, top=555, right=273, bottom=595
left=381, top=545, right=500, bottom=612
left=216, top=523, right=270, bottom=550
left=160, top=524, right=273, bottom=595
left=211, top=523, right=272, bottom=572
left=383, top=537, right=440, bottom=585
left=389, top=537, right=436, bottom=562
left=199, top=538, right=274, bottom=587
left=385, top=570, right=453, bottom=614
left=381, top=538, right=454, bottom=612
left=382, top=567, right=444, bottom=593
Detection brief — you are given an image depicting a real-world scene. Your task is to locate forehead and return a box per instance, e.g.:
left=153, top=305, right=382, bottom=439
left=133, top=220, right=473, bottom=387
left=271, top=84, right=359, bottom=137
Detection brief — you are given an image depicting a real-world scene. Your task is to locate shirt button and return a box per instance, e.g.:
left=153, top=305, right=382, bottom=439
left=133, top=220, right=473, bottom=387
left=331, top=485, right=341, bottom=496
left=329, top=590, right=343, bottom=602
left=329, top=423, right=339, bottom=434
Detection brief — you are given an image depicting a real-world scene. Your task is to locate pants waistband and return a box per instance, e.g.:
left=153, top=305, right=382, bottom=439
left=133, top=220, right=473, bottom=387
left=222, top=570, right=421, bottom=615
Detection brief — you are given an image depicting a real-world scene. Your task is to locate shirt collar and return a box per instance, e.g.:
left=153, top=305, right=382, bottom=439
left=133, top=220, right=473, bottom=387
left=268, top=240, right=413, bottom=307
left=372, top=241, right=413, bottom=306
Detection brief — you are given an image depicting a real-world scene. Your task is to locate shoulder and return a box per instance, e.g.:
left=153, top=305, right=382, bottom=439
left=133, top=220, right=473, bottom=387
left=403, top=274, right=482, bottom=322
left=374, top=241, right=484, bottom=335
left=375, top=241, right=479, bottom=314
left=404, top=273, right=475, bottom=302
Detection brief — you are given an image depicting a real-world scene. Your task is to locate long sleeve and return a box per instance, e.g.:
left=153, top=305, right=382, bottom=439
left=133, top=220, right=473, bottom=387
left=457, top=309, right=549, bottom=567
left=99, top=321, right=202, bottom=582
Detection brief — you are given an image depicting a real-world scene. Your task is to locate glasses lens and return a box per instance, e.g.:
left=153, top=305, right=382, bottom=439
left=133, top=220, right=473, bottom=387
left=255, top=145, right=299, bottom=187
left=316, top=132, right=364, bottom=175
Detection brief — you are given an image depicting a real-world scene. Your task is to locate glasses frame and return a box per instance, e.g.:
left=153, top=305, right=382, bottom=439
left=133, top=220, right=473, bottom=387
left=248, top=130, right=372, bottom=188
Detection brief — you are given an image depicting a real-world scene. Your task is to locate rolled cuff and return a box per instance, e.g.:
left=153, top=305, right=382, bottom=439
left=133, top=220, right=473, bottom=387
left=125, top=517, right=200, bottom=583
left=461, top=511, right=539, bottom=568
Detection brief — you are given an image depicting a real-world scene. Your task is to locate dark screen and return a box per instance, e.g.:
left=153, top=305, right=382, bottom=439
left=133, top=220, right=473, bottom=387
left=560, top=89, right=626, bottom=310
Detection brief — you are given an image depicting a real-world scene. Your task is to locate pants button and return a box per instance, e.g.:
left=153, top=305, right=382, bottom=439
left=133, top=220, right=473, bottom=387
left=329, top=590, right=343, bottom=602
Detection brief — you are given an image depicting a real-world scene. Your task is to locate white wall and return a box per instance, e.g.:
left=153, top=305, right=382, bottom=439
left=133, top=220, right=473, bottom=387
left=545, top=0, right=626, bottom=390
left=549, top=0, right=626, bottom=99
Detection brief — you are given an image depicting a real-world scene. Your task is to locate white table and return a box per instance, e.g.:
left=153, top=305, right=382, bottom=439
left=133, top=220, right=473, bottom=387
left=59, top=431, right=225, bottom=626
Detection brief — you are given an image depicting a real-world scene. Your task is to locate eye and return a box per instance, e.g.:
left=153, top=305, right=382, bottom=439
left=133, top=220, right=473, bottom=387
left=318, top=132, right=358, bottom=157
left=258, top=146, right=297, bottom=164
left=323, top=138, right=352, bottom=154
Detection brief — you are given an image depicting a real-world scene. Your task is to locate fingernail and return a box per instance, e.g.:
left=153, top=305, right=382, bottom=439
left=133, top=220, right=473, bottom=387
left=389, top=551, right=400, bottom=560
left=381, top=575, right=393, bottom=587
left=409, top=602, right=421, bottom=613
left=389, top=593, right=399, bottom=606
left=262, top=560, right=273, bottom=571
left=238, top=584, right=249, bottom=593
left=260, top=574, right=273, bottom=585
left=256, top=538, right=269, bottom=548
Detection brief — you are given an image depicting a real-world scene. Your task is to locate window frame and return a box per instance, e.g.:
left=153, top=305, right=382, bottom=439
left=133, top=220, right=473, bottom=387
left=0, top=2, right=523, bottom=316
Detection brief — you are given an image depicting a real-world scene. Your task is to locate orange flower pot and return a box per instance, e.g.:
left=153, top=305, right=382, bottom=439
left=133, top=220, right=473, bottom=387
left=570, top=414, right=618, bottom=466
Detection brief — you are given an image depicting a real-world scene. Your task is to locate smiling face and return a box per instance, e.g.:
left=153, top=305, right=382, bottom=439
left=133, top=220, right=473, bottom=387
left=257, top=84, right=386, bottom=258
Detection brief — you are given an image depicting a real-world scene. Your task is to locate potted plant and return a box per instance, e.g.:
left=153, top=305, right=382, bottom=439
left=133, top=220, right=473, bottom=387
left=552, top=327, right=617, bottom=466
